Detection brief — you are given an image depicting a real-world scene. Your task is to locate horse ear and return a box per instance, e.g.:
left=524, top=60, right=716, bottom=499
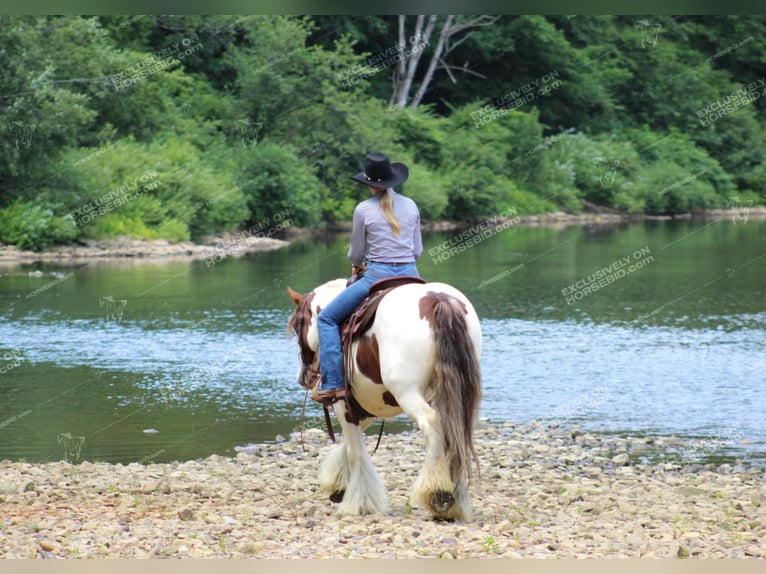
left=287, top=286, right=304, bottom=306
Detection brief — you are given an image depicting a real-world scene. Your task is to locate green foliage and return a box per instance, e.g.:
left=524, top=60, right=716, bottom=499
left=235, top=141, right=322, bottom=228
left=1, top=15, right=764, bottom=249
left=0, top=201, right=77, bottom=249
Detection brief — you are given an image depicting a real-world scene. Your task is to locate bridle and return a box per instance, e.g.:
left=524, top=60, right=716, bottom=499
left=289, top=292, right=338, bottom=444
left=291, top=292, right=318, bottom=388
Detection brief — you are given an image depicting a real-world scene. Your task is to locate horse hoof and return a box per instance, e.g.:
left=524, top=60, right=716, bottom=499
left=430, top=490, right=455, bottom=514
left=329, top=490, right=345, bottom=503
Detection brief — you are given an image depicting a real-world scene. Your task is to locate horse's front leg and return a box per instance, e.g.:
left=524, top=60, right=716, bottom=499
left=318, top=404, right=388, bottom=516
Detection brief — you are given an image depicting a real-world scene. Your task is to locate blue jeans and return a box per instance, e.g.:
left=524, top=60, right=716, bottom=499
left=317, top=262, right=420, bottom=390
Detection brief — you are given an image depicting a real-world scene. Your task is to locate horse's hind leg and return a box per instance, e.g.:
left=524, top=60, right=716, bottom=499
left=319, top=411, right=387, bottom=515
left=398, top=393, right=472, bottom=521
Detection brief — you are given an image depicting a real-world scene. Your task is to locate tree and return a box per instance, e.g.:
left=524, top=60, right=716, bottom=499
left=390, top=15, right=499, bottom=110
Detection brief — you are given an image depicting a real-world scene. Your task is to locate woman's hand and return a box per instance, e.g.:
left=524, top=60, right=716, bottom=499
left=351, top=263, right=365, bottom=276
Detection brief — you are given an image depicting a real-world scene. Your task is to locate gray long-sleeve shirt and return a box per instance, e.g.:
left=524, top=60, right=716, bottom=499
left=347, top=189, right=423, bottom=266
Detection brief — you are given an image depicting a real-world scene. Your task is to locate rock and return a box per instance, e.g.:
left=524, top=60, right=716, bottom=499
left=140, top=480, right=161, bottom=494
left=612, top=453, right=630, bottom=466
left=39, top=540, right=58, bottom=552
left=177, top=508, right=195, bottom=521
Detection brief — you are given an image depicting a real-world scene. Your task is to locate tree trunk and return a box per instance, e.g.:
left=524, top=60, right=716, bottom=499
left=391, top=15, right=497, bottom=111
left=410, top=15, right=453, bottom=110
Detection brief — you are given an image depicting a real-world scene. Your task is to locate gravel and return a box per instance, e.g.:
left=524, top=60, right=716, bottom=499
left=1, top=422, right=764, bottom=559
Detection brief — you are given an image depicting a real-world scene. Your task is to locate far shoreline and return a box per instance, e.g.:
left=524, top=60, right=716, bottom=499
left=1, top=207, right=763, bottom=267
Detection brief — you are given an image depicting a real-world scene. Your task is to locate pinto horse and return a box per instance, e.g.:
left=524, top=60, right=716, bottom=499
left=287, top=278, right=482, bottom=521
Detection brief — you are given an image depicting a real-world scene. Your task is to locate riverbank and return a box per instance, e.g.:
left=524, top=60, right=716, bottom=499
left=0, top=234, right=289, bottom=267
left=1, top=207, right=764, bottom=267
left=1, top=421, right=763, bottom=559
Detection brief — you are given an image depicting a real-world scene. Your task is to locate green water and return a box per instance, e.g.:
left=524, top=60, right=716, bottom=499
left=0, top=217, right=764, bottom=465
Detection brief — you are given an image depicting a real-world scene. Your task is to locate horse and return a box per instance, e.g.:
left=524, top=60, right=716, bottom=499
left=286, top=278, right=482, bottom=521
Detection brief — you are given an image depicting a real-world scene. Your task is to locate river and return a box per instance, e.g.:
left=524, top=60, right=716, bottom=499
left=0, top=217, right=764, bottom=466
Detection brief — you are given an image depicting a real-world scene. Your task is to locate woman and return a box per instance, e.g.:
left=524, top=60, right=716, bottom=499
left=315, top=152, right=423, bottom=402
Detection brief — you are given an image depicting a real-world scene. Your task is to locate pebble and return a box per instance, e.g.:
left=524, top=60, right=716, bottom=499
left=0, top=423, right=761, bottom=558
left=38, top=540, right=57, bottom=552
left=612, top=453, right=630, bottom=466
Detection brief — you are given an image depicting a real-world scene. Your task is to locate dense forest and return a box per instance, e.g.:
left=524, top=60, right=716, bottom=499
left=1, top=15, right=764, bottom=249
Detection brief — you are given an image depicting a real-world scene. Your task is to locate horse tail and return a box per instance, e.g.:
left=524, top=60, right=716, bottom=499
left=428, top=293, right=482, bottom=484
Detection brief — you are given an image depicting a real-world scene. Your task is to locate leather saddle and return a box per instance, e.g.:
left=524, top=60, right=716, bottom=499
left=341, top=275, right=425, bottom=344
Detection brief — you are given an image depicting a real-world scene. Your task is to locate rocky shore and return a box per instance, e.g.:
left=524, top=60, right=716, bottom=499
left=1, top=422, right=763, bottom=559
left=3, top=207, right=763, bottom=267
left=0, top=234, right=289, bottom=267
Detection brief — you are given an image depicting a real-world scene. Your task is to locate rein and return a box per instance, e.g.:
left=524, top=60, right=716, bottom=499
left=299, top=389, right=385, bottom=454
left=293, top=292, right=385, bottom=454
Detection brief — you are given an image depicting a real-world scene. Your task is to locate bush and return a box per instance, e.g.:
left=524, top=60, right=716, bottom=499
left=236, top=140, right=323, bottom=229
left=47, top=136, right=246, bottom=241
left=0, top=201, right=78, bottom=250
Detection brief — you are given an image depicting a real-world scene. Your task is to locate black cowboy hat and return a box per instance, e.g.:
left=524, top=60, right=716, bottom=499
left=351, top=152, right=409, bottom=188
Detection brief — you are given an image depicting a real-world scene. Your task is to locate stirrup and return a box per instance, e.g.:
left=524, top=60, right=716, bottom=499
left=311, top=385, right=347, bottom=405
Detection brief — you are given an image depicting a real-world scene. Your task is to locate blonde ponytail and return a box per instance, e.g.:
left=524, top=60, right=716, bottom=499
left=379, top=189, right=401, bottom=237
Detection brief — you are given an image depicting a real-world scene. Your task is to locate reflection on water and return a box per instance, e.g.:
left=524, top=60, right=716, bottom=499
left=1, top=219, right=764, bottom=464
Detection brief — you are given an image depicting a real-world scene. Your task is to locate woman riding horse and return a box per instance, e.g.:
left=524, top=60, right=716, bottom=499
left=288, top=152, right=482, bottom=520
left=315, top=152, right=423, bottom=403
